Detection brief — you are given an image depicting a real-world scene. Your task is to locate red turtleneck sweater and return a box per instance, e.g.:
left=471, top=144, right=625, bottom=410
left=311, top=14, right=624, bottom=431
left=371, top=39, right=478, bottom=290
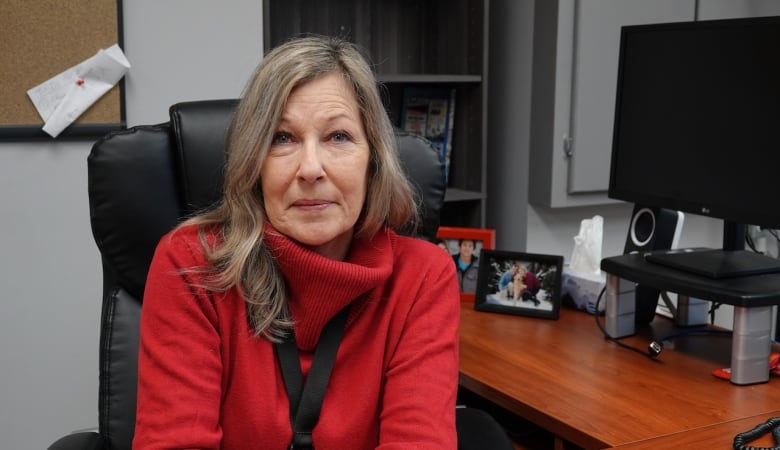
left=133, top=224, right=460, bottom=450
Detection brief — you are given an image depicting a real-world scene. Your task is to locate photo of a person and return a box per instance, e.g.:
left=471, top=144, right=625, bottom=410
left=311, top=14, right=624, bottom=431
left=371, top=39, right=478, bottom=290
left=453, top=239, right=479, bottom=294
left=498, top=263, right=519, bottom=299
left=430, top=237, right=450, bottom=253
left=515, top=265, right=541, bottom=306
left=435, top=228, right=495, bottom=300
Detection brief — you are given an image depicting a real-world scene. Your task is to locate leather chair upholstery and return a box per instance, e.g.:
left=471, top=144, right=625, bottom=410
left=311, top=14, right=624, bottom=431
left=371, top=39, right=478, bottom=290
left=49, top=99, right=447, bottom=450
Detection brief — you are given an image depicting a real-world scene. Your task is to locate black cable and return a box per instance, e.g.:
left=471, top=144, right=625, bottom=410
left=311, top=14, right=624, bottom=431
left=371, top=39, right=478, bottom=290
left=594, top=286, right=733, bottom=360
left=593, top=286, right=662, bottom=360
left=746, top=232, right=761, bottom=254
left=733, top=416, right=780, bottom=450
left=709, top=301, right=722, bottom=324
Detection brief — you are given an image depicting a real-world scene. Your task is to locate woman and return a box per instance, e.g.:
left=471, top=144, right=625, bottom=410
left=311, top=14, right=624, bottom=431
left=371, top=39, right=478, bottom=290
left=133, top=36, right=460, bottom=449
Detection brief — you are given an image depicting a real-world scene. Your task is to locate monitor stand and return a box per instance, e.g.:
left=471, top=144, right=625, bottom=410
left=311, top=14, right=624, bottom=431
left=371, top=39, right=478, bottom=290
left=645, top=248, right=780, bottom=279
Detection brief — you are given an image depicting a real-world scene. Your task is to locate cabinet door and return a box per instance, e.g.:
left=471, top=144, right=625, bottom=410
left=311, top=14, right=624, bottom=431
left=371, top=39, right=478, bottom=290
left=567, top=0, right=695, bottom=194
left=698, top=0, right=780, bottom=19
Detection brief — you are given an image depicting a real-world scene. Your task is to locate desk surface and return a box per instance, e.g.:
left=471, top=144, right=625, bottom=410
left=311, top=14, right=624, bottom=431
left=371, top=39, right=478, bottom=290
left=458, top=301, right=780, bottom=449
left=609, top=411, right=780, bottom=449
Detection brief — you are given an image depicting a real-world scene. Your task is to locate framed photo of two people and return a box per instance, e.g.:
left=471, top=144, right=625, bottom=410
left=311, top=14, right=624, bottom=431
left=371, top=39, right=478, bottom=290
left=474, top=250, right=564, bottom=320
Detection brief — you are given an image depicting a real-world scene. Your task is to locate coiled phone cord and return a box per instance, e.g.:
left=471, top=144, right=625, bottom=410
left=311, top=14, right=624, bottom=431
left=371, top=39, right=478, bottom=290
left=733, top=416, right=780, bottom=450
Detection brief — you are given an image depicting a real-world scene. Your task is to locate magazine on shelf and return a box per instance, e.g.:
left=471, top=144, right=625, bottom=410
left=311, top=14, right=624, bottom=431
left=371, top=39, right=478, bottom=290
left=400, top=87, right=456, bottom=182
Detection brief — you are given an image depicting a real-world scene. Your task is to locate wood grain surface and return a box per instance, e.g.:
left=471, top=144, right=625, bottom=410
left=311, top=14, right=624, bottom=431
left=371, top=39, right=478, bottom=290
left=459, top=301, right=780, bottom=449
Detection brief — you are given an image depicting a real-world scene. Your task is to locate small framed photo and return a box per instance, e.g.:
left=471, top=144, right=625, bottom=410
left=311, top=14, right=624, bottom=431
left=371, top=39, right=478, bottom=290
left=474, top=250, right=564, bottom=320
left=435, top=227, right=496, bottom=302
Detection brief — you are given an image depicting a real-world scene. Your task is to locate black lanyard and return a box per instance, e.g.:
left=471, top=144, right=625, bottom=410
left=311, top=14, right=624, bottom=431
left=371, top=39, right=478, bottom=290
left=275, top=307, right=349, bottom=450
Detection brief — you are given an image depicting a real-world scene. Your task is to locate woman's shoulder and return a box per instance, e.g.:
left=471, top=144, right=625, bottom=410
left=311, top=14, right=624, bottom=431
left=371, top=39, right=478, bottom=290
left=162, top=222, right=202, bottom=246
left=155, top=222, right=218, bottom=263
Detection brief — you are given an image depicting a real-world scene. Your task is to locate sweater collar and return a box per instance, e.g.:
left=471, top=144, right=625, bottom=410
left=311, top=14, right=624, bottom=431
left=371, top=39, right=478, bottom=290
left=264, top=226, right=394, bottom=351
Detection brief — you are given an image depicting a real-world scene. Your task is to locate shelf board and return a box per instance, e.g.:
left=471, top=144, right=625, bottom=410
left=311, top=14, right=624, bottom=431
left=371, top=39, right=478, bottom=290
left=444, top=188, right=485, bottom=203
left=378, top=74, right=482, bottom=84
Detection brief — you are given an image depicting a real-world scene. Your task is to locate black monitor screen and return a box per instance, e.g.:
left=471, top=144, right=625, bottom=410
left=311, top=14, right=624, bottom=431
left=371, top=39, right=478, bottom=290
left=609, top=16, right=780, bottom=232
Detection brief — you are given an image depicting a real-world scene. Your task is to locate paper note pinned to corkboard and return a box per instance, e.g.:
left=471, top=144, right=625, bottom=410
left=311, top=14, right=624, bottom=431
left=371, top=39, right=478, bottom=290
left=0, top=0, right=123, bottom=136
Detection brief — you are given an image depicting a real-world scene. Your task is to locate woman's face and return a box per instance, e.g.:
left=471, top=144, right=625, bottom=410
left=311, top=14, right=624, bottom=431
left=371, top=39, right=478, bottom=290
left=260, top=73, right=370, bottom=260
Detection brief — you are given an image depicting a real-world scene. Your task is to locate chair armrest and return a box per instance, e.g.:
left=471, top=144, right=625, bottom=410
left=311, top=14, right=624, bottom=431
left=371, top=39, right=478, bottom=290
left=48, top=431, right=105, bottom=450
left=456, top=407, right=514, bottom=450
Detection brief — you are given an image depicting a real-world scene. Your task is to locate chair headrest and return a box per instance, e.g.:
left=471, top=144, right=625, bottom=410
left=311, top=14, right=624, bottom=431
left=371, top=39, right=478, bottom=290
left=169, top=99, right=238, bottom=215
left=393, top=129, right=445, bottom=239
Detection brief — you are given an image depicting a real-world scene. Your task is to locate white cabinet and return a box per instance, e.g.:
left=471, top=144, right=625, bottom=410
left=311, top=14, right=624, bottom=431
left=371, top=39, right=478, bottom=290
left=528, top=0, right=695, bottom=208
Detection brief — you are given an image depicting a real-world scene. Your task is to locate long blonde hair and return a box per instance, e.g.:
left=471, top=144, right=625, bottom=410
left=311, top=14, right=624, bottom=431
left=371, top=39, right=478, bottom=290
left=182, top=36, right=417, bottom=340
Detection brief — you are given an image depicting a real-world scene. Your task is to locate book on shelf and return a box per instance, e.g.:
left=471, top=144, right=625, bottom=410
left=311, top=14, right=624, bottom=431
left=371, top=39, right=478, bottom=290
left=400, top=87, right=456, bottom=183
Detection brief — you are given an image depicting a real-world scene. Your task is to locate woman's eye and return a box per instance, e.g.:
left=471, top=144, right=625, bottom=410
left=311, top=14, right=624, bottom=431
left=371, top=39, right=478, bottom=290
left=273, top=132, right=292, bottom=144
left=331, top=132, right=351, bottom=142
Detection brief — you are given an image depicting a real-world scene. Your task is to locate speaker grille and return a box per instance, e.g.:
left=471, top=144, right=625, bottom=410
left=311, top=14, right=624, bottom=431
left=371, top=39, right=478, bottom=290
left=630, top=207, right=656, bottom=247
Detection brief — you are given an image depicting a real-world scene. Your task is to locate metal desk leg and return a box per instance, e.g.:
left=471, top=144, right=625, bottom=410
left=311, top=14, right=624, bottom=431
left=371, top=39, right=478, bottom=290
left=675, top=295, right=709, bottom=326
left=605, top=274, right=636, bottom=338
left=730, top=305, right=772, bottom=385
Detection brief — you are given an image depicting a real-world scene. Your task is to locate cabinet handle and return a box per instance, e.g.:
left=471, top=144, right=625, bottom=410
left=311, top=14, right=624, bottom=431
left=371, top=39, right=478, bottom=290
left=563, top=135, right=574, bottom=158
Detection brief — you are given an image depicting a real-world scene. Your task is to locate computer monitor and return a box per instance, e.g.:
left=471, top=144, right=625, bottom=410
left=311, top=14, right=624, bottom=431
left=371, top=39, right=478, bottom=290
left=608, top=15, right=780, bottom=278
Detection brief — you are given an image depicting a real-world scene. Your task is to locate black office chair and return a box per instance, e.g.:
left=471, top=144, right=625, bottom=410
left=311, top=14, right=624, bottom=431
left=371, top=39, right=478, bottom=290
left=48, top=99, right=513, bottom=450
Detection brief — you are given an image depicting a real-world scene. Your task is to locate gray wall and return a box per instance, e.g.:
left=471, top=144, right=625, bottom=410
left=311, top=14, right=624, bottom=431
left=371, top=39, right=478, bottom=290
left=0, top=2, right=262, bottom=449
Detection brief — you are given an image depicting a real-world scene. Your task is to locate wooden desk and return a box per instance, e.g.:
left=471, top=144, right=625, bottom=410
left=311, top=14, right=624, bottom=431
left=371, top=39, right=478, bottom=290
left=609, top=411, right=780, bottom=449
left=458, top=301, right=780, bottom=449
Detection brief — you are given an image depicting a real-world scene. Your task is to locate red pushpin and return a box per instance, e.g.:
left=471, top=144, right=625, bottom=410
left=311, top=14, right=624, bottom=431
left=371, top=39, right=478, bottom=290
left=76, top=79, right=85, bottom=86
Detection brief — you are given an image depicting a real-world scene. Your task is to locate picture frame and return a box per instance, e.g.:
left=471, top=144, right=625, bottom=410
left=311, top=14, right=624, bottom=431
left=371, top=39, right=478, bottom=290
left=435, top=226, right=495, bottom=302
left=474, top=250, right=564, bottom=320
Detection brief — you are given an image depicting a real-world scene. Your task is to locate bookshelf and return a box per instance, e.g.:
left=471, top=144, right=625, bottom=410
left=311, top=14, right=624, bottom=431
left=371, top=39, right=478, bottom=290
left=263, top=0, right=489, bottom=228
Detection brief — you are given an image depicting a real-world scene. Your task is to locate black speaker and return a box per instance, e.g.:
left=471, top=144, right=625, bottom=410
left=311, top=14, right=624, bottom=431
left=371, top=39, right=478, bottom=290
left=624, top=205, right=684, bottom=324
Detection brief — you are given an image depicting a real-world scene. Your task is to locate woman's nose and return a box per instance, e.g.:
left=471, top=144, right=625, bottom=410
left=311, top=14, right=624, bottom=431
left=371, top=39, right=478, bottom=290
left=296, top=140, right=326, bottom=183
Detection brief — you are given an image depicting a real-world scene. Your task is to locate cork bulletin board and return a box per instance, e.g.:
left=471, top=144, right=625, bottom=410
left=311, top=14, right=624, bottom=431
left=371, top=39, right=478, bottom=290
left=0, top=0, right=124, bottom=139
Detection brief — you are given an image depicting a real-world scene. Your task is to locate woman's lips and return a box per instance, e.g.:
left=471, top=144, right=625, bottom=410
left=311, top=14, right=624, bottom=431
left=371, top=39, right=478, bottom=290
left=292, top=199, right=331, bottom=211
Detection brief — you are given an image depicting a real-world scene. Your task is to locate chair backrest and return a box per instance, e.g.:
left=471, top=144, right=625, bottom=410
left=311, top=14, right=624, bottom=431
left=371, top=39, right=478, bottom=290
left=87, top=100, right=445, bottom=450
